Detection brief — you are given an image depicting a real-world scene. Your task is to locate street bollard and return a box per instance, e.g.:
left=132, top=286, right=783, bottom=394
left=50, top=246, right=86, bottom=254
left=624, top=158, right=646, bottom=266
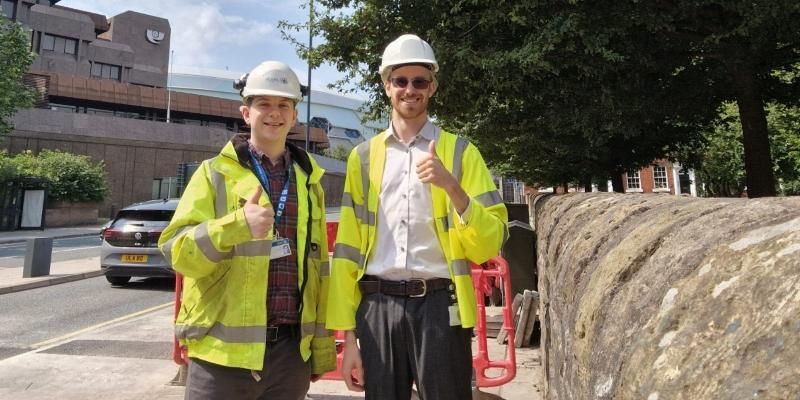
left=23, top=237, right=53, bottom=278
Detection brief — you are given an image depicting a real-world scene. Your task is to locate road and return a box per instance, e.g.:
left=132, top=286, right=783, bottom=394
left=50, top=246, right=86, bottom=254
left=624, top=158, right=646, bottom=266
left=0, top=275, right=174, bottom=361
left=0, top=236, right=101, bottom=268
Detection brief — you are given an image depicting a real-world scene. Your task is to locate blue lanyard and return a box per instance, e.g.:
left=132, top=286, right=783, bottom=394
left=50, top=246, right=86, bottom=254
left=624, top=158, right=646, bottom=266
left=250, top=153, right=291, bottom=229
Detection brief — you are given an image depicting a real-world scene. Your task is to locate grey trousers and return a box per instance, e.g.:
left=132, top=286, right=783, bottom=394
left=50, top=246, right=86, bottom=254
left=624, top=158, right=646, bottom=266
left=184, top=335, right=311, bottom=400
left=356, top=288, right=473, bottom=400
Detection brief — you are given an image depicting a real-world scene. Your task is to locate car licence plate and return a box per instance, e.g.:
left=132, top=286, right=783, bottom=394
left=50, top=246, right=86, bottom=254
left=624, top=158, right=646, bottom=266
left=121, top=254, right=148, bottom=263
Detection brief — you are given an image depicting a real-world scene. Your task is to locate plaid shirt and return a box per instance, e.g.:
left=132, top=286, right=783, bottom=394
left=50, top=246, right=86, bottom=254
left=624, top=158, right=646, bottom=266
left=249, top=142, right=300, bottom=326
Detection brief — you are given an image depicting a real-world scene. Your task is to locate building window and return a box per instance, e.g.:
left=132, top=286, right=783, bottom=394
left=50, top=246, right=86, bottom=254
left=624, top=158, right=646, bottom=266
left=41, top=33, right=77, bottom=55
left=49, top=103, right=77, bottom=113
left=344, top=128, right=362, bottom=139
left=627, top=171, right=641, bottom=190
left=653, top=166, right=669, bottom=189
left=91, top=62, right=121, bottom=81
left=153, top=177, right=179, bottom=199
left=64, top=40, right=76, bottom=55
left=309, top=117, right=331, bottom=133
left=2, top=0, right=16, bottom=19
left=42, top=34, right=54, bottom=51
left=86, top=107, right=114, bottom=117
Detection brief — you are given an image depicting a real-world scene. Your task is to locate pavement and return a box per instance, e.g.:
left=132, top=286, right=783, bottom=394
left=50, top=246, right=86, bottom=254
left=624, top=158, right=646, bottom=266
left=0, top=226, right=544, bottom=400
left=0, top=225, right=104, bottom=295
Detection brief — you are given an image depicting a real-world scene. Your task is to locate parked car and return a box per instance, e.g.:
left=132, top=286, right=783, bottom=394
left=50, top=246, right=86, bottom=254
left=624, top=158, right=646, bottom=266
left=100, top=199, right=178, bottom=286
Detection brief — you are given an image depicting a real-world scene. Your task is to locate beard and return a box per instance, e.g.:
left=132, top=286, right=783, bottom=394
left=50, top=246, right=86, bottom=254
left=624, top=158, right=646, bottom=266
left=393, top=97, right=428, bottom=120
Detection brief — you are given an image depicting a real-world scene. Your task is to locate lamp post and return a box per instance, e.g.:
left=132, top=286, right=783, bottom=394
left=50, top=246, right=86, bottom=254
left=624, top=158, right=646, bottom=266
left=305, top=0, right=313, bottom=151
left=166, top=49, right=174, bottom=123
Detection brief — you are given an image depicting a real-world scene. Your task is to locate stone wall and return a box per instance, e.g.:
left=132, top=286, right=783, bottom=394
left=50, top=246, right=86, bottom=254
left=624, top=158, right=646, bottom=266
left=534, top=193, right=800, bottom=399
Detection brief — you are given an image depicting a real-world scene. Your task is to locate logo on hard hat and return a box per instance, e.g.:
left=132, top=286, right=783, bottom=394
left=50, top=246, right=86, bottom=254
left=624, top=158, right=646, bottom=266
left=265, top=76, right=289, bottom=85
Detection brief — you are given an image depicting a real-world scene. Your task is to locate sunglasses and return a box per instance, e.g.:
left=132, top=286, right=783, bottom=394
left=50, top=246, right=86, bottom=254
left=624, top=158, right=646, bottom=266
left=390, top=77, right=432, bottom=90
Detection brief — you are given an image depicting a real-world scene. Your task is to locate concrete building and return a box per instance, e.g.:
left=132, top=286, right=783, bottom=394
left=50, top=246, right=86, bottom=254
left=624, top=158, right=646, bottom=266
left=4, top=1, right=338, bottom=219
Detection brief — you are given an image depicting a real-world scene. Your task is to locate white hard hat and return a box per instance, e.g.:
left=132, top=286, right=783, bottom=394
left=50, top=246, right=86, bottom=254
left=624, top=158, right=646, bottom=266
left=378, top=34, right=439, bottom=81
left=234, top=61, right=306, bottom=102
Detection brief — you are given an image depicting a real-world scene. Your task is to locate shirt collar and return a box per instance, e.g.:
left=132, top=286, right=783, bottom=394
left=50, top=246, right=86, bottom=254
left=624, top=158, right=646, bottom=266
left=384, top=120, right=436, bottom=144
left=247, top=139, right=291, bottom=168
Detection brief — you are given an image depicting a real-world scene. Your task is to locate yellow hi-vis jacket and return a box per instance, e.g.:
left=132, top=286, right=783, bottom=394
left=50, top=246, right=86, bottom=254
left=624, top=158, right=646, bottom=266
left=158, top=138, right=336, bottom=373
left=327, top=129, right=508, bottom=330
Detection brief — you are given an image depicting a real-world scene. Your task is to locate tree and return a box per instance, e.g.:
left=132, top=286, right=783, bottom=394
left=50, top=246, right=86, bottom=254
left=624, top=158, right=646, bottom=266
left=322, top=145, right=351, bottom=161
left=283, top=1, right=799, bottom=197
left=769, top=104, right=800, bottom=195
left=694, top=104, right=747, bottom=197
left=695, top=102, right=800, bottom=197
left=0, top=16, right=35, bottom=135
left=0, top=150, right=109, bottom=202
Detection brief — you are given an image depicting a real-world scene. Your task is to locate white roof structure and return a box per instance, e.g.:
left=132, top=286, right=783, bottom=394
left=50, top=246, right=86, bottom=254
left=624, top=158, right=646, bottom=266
left=169, top=66, right=385, bottom=143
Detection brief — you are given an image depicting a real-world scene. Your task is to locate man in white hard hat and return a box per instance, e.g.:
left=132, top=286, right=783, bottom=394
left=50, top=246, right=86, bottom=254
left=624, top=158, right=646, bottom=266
left=327, top=34, right=509, bottom=399
left=159, top=61, right=335, bottom=400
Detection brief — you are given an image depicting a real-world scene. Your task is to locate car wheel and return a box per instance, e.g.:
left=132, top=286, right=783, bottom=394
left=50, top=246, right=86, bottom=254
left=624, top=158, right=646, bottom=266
left=106, top=275, right=131, bottom=286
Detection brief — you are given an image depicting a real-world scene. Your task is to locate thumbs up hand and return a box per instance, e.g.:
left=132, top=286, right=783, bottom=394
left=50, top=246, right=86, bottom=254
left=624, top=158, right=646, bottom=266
left=416, top=140, right=456, bottom=190
left=427, top=139, right=438, bottom=158
left=243, top=186, right=275, bottom=239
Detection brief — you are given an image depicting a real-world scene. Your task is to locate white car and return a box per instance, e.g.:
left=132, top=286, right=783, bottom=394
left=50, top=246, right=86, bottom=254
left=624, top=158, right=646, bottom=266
left=100, top=199, right=178, bottom=286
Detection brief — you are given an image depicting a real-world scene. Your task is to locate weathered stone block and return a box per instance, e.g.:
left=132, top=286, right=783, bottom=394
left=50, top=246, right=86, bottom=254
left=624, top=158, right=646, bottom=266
left=535, top=193, right=799, bottom=400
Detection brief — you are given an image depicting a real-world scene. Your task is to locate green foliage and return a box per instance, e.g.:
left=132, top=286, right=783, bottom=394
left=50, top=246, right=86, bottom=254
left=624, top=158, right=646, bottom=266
left=0, top=150, right=109, bottom=202
left=0, top=16, right=35, bottom=135
left=282, top=1, right=799, bottom=191
left=0, top=153, right=19, bottom=183
left=768, top=104, right=800, bottom=195
left=695, top=104, right=746, bottom=197
left=696, top=103, right=800, bottom=196
left=321, top=145, right=351, bottom=161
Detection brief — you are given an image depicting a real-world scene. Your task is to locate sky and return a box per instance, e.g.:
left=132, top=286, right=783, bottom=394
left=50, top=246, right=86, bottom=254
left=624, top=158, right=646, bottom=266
left=58, top=0, right=355, bottom=95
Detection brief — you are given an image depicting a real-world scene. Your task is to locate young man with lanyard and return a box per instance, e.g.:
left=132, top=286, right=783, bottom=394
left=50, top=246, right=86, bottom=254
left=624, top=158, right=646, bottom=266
left=327, top=34, right=509, bottom=399
left=159, top=61, right=335, bottom=400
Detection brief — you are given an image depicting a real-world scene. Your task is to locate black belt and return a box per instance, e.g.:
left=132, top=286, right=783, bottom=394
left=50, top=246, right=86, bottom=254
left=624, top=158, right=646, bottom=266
left=359, top=276, right=453, bottom=298
left=266, top=324, right=299, bottom=342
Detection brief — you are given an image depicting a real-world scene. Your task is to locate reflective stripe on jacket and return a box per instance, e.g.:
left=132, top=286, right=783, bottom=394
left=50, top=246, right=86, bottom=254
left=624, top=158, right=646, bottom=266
left=159, top=139, right=336, bottom=373
left=327, top=129, right=508, bottom=330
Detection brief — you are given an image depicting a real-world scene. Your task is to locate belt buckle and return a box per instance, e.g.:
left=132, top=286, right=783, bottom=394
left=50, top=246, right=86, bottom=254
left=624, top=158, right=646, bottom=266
left=408, top=279, right=427, bottom=298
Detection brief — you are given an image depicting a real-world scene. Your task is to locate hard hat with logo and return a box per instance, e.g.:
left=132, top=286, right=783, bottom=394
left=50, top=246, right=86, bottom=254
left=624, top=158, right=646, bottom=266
left=233, top=61, right=307, bottom=102
left=378, top=34, right=439, bottom=81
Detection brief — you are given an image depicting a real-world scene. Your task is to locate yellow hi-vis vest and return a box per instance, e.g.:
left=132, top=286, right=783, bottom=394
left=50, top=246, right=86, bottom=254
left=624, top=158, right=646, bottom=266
left=158, top=140, right=336, bottom=373
left=327, top=129, right=509, bottom=330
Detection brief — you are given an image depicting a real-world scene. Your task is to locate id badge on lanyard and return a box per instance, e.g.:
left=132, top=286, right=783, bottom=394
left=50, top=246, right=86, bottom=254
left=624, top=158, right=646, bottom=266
left=250, top=153, right=292, bottom=260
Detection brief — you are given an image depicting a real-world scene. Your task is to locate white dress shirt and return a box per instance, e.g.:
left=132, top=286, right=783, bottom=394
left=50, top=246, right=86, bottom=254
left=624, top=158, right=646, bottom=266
left=365, top=120, right=452, bottom=280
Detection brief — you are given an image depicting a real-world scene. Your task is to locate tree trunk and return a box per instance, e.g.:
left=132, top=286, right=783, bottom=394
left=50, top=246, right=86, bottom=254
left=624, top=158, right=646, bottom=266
left=734, top=61, right=776, bottom=197
left=582, top=178, right=593, bottom=193
left=611, top=173, right=625, bottom=193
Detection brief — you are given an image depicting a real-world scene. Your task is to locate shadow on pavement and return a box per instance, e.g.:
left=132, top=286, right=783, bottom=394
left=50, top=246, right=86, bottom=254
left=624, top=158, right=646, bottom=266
left=110, top=277, right=175, bottom=292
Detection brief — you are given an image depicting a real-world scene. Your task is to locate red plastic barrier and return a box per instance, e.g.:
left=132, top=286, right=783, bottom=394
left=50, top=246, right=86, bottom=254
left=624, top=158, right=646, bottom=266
left=471, top=256, right=517, bottom=388
left=173, top=272, right=188, bottom=365
left=326, top=221, right=338, bottom=252
left=320, top=330, right=346, bottom=380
